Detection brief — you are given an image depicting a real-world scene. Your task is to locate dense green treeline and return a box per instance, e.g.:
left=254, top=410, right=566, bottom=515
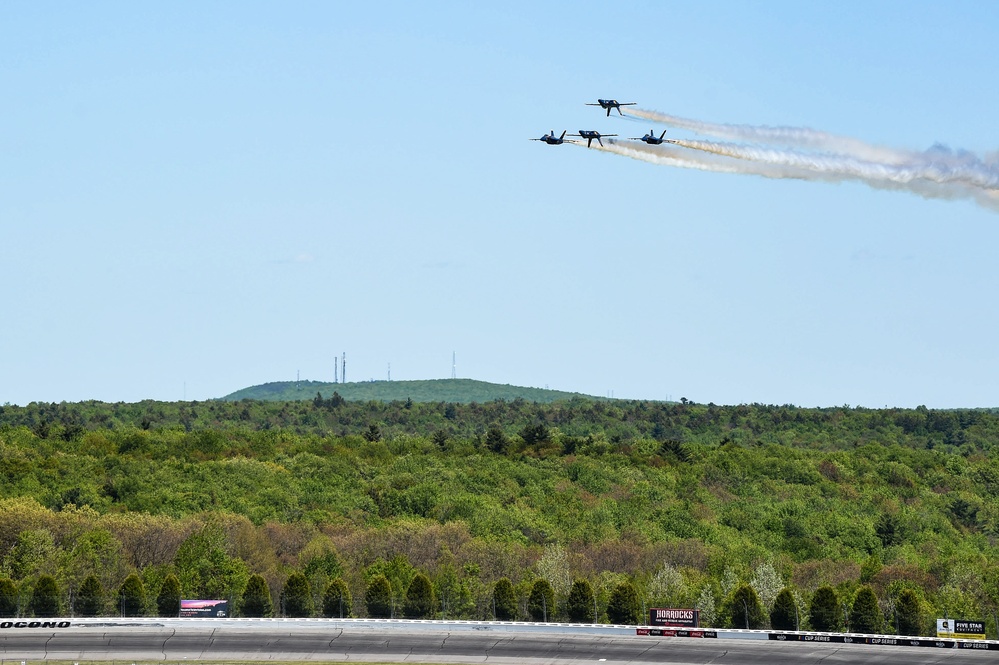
left=4, top=397, right=998, bottom=452
left=2, top=398, right=999, bottom=634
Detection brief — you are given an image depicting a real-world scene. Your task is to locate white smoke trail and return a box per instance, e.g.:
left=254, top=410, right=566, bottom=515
left=668, top=138, right=999, bottom=210
left=627, top=107, right=916, bottom=164
left=673, top=139, right=999, bottom=190
left=583, top=139, right=819, bottom=181
left=599, top=108, right=999, bottom=211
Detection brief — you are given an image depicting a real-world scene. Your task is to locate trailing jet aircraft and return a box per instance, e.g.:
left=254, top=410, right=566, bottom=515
left=571, top=130, right=617, bottom=148
left=585, top=99, right=636, bottom=116
left=530, top=130, right=573, bottom=145
left=630, top=129, right=669, bottom=145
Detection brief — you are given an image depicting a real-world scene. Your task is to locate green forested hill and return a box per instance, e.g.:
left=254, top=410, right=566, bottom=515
left=222, top=378, right=611, bottom=403
left=2, top=398, right=999, bottom=632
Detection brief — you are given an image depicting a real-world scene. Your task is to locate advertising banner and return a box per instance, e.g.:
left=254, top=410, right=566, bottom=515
left=637, top=628, right=717, bottom=638
left=179, top=599, right=229, bottom=617
left=769, top=633, right=955, bottom=648
left=649, top=608, right=700, bottom=628
left=936, top=619, right=986, bottom=640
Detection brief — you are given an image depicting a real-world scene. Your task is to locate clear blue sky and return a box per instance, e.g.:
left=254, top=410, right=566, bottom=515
left=3, top=1, right=998, bottom=408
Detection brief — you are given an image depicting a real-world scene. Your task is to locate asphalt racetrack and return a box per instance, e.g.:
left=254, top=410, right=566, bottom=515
left=2, top=619, right=998, bottom=665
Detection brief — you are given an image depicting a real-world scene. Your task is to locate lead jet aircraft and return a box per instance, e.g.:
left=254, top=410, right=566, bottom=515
left=530, top=130, right=573, bottom=145
left=630, top=129, right=669, bottom=145
left=585, top=99, right=637, bottom=116
left=571, top=130, right=617, bottom=148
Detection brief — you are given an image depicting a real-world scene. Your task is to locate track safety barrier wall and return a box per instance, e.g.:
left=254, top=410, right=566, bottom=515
left=2, top=617, right=998, bottom=651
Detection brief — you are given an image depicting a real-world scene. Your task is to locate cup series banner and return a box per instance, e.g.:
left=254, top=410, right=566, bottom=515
left=936, top=619, right=986, bottom=640
left=179, top=599, right=230, bottom=617
left=636, top=629, right=999, bottom=650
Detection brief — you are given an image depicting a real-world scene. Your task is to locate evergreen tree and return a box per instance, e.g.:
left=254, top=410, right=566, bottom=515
left=492, top=578, right=518, bottom=621
left=809, top=586, right=840, bottom=631
left=403, top=572, right=436, bottom=619
left=527, top=579, right=555, bottom=622
left=485, top=426, right=508, bottom=454
left=76, top=574, right=104, bottom=617
left=431, top=430, right=449, bottom=450
left=281, top=572, right=313, bottom=617
left=322, top=578, right=352, bottom=618
left=0, top=578, right=17, bottom=618
left=156, top=574, right=181, bottom=617
left=241, top=574, right=273, bottom=618
left=519, top=423, right=550, bottom=447
left=606, top=581, right=641, bottom=625
left=30, top=575, right=60, bottom=617
left=566, top=579, right=595, bottom=623
left=850, top=586, right=884, bottom=634
left=118, top=572, right=145, bottom=617
left=770, top=588, right=799, bottom=631
left=875, top=513, right=903, bottom=548
left=365, top=574, right=393, bottom=618
left=895, top=588, right=922, bottom=636
left=726, top=584, right=765, bottom=629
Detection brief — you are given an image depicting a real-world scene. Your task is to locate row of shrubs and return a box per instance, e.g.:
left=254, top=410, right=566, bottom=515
left=0, top=571, right=922, bottom=636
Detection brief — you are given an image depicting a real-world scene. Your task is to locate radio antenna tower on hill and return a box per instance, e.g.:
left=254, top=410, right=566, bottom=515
left=334, top=356, right=338, bottom=384
left=342, top=353, right=346, bottom=384
left=451, top=351, right=456, bottom=379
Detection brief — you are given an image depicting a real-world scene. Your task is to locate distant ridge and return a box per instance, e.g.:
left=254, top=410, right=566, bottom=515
left=221, top=378, right=611, bottom=404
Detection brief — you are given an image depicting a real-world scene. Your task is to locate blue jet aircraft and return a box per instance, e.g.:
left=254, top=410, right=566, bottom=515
left=630, top=129, right=669, bottom=145
left=531, top=130, right=573, bottom=145
left=585, top=99, right=637, bottom=116
left=571, top=130, right=618, bottom=148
